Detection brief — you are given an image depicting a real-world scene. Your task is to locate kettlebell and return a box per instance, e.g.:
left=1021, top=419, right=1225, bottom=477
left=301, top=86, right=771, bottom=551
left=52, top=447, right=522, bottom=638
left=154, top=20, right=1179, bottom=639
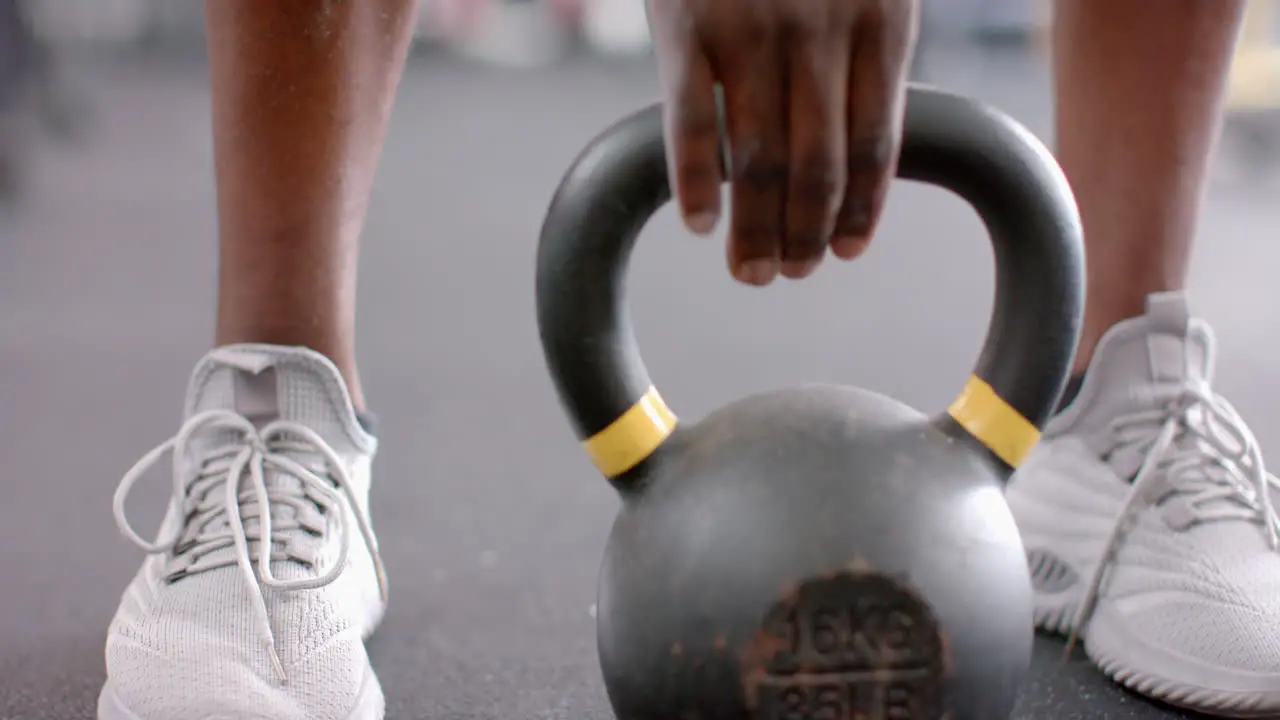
left=535, top=87, right=1084, bottom=720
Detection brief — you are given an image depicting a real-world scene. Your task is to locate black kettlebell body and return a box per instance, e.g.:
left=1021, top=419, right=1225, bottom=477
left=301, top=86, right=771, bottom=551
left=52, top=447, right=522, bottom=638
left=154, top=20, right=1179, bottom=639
left=599, top=385, right=1029, bottom=718
left=536, top=88, right=1085, bottom=719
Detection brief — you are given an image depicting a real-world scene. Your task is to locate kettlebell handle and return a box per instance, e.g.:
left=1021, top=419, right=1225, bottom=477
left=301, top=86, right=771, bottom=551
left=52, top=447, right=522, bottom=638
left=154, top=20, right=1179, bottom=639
left=536, top=86, right=1085, bottom=483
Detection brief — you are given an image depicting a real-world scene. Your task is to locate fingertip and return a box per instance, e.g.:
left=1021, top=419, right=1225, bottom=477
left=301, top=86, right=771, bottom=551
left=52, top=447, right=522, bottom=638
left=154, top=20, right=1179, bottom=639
left=685, top=211, right=720, bottom=236
left=732, top=258, right=780, bottom=287
left=831, top=236, right=870, bottom=260
left=780, top=258, right=821, bottom=280
left=836, top=202, right=872, bottom=240
left=831, top=188, right=886, bottom=256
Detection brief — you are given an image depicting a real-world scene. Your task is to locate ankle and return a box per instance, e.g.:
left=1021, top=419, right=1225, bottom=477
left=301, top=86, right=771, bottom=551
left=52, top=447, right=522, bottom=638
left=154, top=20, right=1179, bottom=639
left=1054, top=372, right=1088, bottom=415
left=210, top=334, right=366, bottom=412
left=1073, top=295, right=1160, bottom=373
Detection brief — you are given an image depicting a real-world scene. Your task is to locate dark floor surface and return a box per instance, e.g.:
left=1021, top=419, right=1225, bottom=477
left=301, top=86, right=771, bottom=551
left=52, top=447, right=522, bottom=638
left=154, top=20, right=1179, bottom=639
left=3, top=44, right=1280, bottom=720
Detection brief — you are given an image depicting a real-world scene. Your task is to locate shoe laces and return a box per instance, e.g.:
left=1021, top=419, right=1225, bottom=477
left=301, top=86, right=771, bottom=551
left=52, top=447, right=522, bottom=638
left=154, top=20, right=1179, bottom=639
left=1064, top=380, right=1280, bottom=655
left=111, top=408, right=389, bottom=683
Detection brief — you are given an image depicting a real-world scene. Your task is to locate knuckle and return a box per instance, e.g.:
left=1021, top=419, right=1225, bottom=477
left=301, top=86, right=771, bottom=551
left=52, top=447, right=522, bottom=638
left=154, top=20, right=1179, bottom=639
left=784, top=230, right=825, bottom=258
left=708, top=7, right=767, bottom=47
left=835, top=201, right=875, bottom=235
left=733, top=216, right=782, bottom=248
left=731, top=146, right=789, bottom=193
left=847, top=134, right=895, bottom=177
left=774, top=8, right=810, bottom=39
left=859, top=0, right=887, bottom=26
left=675, top=104, right=720, bottom=141
left=777, top=0, right=850, bottom=36
left=677, top=160, right=720, bottom=193
left=791, top=154, right=843, bottom=207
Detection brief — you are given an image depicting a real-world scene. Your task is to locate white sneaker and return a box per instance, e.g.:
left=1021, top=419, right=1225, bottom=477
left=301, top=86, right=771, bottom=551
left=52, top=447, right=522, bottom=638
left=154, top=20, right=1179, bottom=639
left=1007, top=291, right=1280, bottom=717
left=98, top=344, right=389, bottom=720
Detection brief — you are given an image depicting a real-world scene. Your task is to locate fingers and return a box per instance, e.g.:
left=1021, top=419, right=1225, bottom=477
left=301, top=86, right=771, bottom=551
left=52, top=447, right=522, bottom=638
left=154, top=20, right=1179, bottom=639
left=718, top=23, right=789, bottom=286
left=650, top=0, right=723, bottom=236
left=830, top=0, right=917, bottom=261
left=656, top=0, right=917, bottom=286
left=782, top=10, right=853, bottom=279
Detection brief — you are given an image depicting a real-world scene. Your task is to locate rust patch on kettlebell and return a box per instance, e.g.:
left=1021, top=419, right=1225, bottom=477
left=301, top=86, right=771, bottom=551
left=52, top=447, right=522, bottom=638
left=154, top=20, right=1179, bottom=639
left=741, top=570, right=947, bottom=719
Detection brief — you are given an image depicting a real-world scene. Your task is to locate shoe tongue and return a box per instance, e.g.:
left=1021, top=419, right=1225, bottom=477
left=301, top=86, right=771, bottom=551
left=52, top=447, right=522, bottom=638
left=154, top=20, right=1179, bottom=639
left=184, top=344, right=365, bottom=456
left=1067, top=293, right=1219, bottom=480
left=1081, top=292, right=1215, bottom=412
left=1140, top=291, right=1213, bottom=388
left=178, top=345, right=369, bottom=559
left=1102, top=295, right=1266, bottom=526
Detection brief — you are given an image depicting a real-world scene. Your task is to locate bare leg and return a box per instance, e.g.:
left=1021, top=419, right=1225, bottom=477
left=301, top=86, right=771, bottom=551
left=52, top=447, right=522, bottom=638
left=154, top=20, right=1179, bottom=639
left=101, top=7, right=420, bottom=715
left=207, top=0, right=418, bottom=410
left=1053, top=0, right=1243, bottom=371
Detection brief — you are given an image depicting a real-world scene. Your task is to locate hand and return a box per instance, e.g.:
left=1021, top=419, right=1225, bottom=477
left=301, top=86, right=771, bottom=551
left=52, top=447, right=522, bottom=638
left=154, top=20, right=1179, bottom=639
left=649, top=0, right=919, bottom=285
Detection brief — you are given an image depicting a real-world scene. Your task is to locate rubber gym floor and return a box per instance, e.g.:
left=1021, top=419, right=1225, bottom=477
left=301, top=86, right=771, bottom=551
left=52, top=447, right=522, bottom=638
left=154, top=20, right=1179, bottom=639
left=3, top=43, right=1279, bottom=720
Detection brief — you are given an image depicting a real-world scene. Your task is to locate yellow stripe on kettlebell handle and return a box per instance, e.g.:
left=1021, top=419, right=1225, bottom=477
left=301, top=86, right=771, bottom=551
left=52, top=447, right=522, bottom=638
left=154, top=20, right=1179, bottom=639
left=946, top=375, right=1041, bottom=468
left=583, top=387, right=678, bottom=478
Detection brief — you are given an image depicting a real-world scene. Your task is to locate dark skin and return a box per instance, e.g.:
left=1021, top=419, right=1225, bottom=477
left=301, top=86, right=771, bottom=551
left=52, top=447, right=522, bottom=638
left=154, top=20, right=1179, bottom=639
left=650, top=0, right=921, bottom=284
left=207, top=0, right=920, bottom=408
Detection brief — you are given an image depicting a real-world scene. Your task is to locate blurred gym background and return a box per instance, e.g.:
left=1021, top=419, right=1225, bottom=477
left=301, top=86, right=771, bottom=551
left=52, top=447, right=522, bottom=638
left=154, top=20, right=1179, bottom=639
left=1, top=0, right=1278, bottom=210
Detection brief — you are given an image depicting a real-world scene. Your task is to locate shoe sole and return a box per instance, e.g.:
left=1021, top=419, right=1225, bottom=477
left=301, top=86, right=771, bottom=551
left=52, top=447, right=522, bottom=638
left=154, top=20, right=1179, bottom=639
left=96, top=662, right=385, bottom=720
left=1035, top=579, right=1280, bottom=718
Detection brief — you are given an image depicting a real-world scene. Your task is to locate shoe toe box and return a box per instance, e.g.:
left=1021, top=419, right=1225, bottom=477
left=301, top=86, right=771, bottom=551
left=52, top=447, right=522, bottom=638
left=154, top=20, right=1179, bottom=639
left=102, top=628, right=373, bottom=720
left=102, top=573, right=375, bottom=720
